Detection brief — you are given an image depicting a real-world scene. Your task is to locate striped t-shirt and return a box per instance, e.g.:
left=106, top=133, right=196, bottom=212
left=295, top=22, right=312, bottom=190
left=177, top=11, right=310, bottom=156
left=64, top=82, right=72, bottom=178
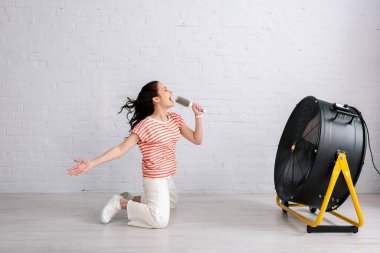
left=131, top=112, right=184, bottom=178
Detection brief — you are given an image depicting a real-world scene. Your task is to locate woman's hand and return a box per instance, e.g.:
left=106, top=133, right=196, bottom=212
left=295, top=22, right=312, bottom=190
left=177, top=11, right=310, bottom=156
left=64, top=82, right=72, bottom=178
left=67, top=134, right=139, bottom=177
left=192, top=103, right=203, bottom=116
left=68, top=158, right=93, bottom=176
left=181, top=102, right=203, bottom=145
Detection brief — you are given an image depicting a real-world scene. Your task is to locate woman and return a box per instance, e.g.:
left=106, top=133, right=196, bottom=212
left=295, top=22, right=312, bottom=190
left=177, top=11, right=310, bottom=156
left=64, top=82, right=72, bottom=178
left=68, top=81, right=204, bottom=228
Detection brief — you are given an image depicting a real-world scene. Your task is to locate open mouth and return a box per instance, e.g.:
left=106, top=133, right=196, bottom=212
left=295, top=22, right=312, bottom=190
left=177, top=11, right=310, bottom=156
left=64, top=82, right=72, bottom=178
left=169, top=96, right=173, bottom=102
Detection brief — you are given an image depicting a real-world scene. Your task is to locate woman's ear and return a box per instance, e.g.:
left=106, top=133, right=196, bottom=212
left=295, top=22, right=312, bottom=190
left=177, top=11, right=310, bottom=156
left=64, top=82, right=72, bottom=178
left=152, top=96, right=160, bottom=103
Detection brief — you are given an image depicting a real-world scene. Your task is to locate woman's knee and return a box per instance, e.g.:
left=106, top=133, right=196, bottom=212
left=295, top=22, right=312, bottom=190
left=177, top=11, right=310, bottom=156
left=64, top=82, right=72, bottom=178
left=148, top=208, right=170, bottom=228
left=152, top=220, right=169, bottom=229
left=150, top=213, right=169, bottom=228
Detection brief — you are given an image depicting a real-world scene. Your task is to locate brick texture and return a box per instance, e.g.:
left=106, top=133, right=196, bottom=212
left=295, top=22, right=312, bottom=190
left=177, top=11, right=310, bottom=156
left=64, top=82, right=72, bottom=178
left=1, top=0, right=379, bottom=193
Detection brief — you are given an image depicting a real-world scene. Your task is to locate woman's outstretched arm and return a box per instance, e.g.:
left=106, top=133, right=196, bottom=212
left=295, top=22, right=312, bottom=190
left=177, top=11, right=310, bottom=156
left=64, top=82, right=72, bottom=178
left=68, top=133, right=139, bottom=176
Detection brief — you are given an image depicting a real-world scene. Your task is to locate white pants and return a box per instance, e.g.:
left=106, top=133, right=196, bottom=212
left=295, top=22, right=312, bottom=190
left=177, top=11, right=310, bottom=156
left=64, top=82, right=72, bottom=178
left=127, top=176, right=178, bottom=228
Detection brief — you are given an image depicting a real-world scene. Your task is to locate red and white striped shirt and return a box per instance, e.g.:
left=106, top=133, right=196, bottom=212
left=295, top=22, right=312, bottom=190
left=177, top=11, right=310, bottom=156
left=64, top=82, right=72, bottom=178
left=131, top=112, right=184, bottom=178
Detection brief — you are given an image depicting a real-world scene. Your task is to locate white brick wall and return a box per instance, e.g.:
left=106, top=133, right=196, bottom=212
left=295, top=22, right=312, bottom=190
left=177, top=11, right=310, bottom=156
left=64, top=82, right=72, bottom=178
left=1, top=0, right=379, bottom=193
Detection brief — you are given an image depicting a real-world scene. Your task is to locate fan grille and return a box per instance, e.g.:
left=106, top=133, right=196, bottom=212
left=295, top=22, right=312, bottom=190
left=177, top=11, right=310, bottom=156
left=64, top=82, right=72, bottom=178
left=274, top=97, right=321, bottom=201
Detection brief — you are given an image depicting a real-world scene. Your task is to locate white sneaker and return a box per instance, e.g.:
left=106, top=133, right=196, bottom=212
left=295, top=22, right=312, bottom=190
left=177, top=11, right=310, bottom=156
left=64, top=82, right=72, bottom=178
left=100, top=195, right=122, bottom=224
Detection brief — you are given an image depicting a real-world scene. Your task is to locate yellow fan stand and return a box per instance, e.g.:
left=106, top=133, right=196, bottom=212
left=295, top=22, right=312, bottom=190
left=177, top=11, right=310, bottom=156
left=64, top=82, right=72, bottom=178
left=276, top=152, right=364, bottom=233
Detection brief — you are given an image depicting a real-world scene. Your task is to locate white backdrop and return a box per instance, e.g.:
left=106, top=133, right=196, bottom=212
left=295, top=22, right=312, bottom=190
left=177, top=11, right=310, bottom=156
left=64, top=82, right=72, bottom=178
left=1, top=0, right=379, bottom=193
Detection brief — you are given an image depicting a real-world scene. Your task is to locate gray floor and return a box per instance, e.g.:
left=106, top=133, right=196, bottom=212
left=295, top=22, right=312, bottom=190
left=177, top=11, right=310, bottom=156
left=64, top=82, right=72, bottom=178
left=1, top=193, right=379, bottom=253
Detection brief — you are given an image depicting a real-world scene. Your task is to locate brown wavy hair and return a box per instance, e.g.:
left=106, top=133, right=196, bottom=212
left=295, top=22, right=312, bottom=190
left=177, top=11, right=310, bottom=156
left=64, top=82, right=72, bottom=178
left=118, top=81, right=159, bottom=130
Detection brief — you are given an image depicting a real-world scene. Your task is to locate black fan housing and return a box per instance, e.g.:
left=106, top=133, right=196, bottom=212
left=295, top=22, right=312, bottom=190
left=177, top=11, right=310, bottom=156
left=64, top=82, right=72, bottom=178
left=274, top=96, right=366, bottom=211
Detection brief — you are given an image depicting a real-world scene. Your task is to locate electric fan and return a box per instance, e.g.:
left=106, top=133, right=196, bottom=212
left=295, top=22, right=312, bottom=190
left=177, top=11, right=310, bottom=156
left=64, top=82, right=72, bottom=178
left=274, top=96, right=367, bottom=233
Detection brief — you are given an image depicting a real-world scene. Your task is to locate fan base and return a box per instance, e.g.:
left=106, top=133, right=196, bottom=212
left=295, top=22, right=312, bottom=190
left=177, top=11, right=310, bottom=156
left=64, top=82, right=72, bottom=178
left=276, top=152, right=364, bottom=233
left=307, top=225, right=358, bottom=233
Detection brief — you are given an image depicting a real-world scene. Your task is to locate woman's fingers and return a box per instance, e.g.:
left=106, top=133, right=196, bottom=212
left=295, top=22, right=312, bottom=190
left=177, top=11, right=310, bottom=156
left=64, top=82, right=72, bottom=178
left=192, top=103, right=203, bottom=113
left=68, top=165, right=77, bottom=172
left=69, top=158, right=90, bottom=176
left=68, top=164, right=84, bottom=176
left=69, top=168, right=82, bottom=176
left=68, top=167, right=78, bottom=175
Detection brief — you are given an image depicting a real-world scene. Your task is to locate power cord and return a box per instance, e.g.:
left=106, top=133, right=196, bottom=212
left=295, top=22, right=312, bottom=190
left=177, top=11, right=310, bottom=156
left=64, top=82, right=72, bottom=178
left=351, top=106, right=380, bottom=175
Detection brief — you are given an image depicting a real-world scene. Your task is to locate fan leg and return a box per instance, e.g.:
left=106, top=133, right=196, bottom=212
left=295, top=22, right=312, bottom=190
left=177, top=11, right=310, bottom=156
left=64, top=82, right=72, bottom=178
left=309, top=207, right=317, bottom=213
left=282, top=201, right=289, bottom=213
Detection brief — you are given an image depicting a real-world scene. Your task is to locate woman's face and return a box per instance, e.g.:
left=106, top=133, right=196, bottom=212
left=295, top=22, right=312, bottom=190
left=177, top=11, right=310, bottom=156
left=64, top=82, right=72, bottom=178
left=155, top=82, right=174, bottom=108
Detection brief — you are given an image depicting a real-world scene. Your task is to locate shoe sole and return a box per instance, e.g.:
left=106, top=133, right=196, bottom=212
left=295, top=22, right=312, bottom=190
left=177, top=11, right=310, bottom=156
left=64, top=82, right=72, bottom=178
left=100, top=207, right=109, bottom=224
